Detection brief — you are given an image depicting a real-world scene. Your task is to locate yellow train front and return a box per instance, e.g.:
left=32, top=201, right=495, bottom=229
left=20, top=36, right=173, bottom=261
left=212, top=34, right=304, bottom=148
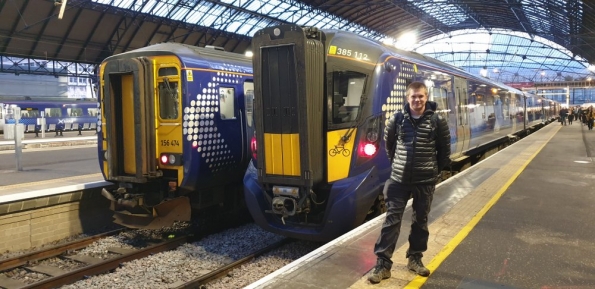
left=98, top=43, right=254, bottom=229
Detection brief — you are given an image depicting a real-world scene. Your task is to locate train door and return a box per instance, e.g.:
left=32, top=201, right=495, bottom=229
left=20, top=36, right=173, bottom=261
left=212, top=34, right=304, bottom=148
left=102, top=56, right=159, bottom=182
left=0, top=103, right=5, bottom=133
left=454, top=77, right=470, bottom=157
left=243, top=81, right=255, bottom=164
left=216, top=82, right=249, bottom=168
left=154, top=59, right=183, bottom=183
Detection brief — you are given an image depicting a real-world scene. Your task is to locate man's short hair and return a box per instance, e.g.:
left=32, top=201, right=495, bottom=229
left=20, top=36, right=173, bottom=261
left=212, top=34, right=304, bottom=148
left=406, top=81, right=428, bottom=96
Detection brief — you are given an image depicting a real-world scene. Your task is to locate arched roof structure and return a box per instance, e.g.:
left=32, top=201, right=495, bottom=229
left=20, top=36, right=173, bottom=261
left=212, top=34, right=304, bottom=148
left=0, top=0, right=593, bottom=81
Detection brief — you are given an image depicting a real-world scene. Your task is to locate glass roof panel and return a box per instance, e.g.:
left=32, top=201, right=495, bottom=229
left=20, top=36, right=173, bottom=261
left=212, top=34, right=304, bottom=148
left=407, top=0, right=468, bottom=26
left=414, top=29, right=591, bottom=82
left=90, top=0, right=589, bottom=82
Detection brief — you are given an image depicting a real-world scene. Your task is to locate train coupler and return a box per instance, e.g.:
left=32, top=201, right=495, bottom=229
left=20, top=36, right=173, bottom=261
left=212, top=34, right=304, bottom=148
left=102, top=188, right=191, bottom=229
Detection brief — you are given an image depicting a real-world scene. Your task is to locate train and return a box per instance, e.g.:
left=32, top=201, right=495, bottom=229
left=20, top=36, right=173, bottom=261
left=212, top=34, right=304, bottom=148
left=97, top=43, right=254, bottom=229
left=0, top=99, right=98, bottom=134
left=243, top=25, right=560, bottom=242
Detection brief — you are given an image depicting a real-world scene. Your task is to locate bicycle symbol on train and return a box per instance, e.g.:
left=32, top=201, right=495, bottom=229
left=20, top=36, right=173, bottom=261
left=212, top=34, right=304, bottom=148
left=328, top=144, right=351, bottom=157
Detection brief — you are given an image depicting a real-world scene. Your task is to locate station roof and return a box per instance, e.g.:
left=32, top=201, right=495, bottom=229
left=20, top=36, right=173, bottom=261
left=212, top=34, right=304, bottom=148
left=0, top=0, right=593, bottom=82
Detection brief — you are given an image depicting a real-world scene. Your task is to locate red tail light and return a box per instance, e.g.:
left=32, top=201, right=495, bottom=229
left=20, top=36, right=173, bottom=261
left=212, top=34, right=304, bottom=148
left=358, top=142, right=378, bottom=157
left=160, top=153, right=182, bottom=166
left=250, top=135, right=257, bottom=160
left=160, top=154, right=169, bottom=164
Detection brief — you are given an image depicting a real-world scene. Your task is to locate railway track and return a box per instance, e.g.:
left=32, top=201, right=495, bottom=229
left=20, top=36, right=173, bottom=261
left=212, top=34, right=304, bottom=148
left=0, top=228, right=292, bottom=289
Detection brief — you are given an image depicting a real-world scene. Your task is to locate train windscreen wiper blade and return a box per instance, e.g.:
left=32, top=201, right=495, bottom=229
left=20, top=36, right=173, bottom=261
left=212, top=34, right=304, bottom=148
left=339, top=94, right=367, bottom=145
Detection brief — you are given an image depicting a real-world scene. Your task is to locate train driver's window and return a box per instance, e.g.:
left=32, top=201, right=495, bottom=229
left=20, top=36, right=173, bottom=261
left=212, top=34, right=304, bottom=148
left=219, top=87, right=235, bottom=120
left=331, top=71, right=366, bottom=124
left=158, top=80, right=179, bottom=119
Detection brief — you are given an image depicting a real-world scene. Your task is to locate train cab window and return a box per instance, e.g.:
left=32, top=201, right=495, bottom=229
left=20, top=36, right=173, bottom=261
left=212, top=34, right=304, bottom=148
left=331, top=71, right=367, bottom=124
left=219, top=87, right=235, bottom=120
left=158, top=79, right=179, bottom=119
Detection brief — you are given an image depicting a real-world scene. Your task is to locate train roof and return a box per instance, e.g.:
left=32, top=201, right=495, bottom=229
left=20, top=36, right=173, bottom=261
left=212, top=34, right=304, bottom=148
left=102, top=42, right=252, bottom=68
left=323, top=29, right=525, bottom=96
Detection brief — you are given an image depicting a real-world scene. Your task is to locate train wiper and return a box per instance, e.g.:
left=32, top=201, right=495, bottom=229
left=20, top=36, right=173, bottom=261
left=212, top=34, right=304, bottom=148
left=339, top=94, right=367, bottom=145
left=163, top=77, right=179, bottom=115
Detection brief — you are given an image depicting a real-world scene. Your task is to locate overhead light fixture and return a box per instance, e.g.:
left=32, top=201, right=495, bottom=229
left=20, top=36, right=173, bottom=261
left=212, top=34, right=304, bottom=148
left=480, top=66, right=488, bottom=77
left=58, top=0, right=68, bottom=19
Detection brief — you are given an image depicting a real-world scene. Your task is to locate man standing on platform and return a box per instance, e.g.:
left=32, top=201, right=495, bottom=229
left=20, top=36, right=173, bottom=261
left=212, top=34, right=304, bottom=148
left=367, top=82, right=451, bottom=284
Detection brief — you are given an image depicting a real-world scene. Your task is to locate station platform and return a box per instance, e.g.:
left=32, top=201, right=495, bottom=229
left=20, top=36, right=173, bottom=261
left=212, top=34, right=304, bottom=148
left=247, top=121, right=595, bottom=289
left=0, top=130, right=97, bottom=151
left=0, top=130, right=106, bottom=213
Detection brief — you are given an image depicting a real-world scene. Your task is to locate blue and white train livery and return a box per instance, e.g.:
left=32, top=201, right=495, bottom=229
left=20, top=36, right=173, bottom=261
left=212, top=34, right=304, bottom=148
left=98, top=43, right=254, bottom=229
left=244, top=25, right=560, bottom=242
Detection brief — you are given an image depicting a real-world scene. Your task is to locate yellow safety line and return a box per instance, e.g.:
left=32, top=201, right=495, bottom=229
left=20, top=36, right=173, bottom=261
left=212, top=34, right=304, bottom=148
left=405, top=125, right=560, bottom=288
left=0, top=173, right=103, bottom=191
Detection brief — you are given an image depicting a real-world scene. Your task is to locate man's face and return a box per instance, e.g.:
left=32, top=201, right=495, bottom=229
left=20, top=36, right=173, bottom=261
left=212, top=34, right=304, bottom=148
left=407, top=88, right=427, bottom=113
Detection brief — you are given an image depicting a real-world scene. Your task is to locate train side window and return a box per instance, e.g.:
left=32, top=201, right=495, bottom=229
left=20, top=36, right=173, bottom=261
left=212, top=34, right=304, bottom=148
left=245, top=89, right=254, bottom=127
left=68, top=108, right=82, bottom=116
left=219, top=87, right=235, bottom=120
left=45, top=108, right=61, bottom=117
left=22, top=109, right=39, bottom=118
left=331, top=71, right=367, bottom=124
left=431, top=87, right=448, bottom=118
left=158, top=80, right=179, bottom=119
left=87, top=108, right=98, bottom=117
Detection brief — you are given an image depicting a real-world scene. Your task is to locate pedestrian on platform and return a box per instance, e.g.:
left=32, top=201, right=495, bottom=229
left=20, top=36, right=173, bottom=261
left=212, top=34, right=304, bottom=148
left=367, top=82, right=451, bottom=284
left=568, top=109, right=574, bottom=125
left=559, top=107, right=568, bottom=126
left=587, top=106, right=594, bottom=131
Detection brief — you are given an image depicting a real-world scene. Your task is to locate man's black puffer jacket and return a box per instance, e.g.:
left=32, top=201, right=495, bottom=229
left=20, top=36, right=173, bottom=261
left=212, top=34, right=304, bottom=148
left=384, top=101, right=451, bottom=185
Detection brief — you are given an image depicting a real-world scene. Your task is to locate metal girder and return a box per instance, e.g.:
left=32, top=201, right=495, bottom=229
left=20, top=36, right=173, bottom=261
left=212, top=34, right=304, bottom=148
left=0, top=54, right=95, bottom=78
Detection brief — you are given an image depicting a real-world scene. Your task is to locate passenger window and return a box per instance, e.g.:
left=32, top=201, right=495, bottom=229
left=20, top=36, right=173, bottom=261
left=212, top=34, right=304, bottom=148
left=158, top=80, right=179, bottom=119
left=219, top=87, right=235, bottom=120
left=68, top=108, right=82, bottom=116
left=431, top=87, right=448, bottom=118
left=331, top=71, right=367, bottom=124
left=87, top=108, right=98, bottom=116
left=45, top=108, right=61, bottom=117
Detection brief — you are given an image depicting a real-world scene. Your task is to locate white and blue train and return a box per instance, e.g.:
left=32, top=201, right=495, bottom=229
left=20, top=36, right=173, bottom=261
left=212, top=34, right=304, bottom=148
left=0, top=100, right=98, bottom=134
left=244, top=25, right=561, bottom=242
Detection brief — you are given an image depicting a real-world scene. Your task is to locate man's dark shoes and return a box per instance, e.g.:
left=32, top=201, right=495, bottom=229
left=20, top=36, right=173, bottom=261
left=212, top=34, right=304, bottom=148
left=407, top=255, right=430, bottom=277
left=367, top=265, right=391, bottom=284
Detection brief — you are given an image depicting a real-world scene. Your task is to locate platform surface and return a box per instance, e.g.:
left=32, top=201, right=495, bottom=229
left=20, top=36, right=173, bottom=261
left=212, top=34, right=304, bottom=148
left=247, top=121, right=595, bottom=289
left=0, top=131, right=104, bottom=204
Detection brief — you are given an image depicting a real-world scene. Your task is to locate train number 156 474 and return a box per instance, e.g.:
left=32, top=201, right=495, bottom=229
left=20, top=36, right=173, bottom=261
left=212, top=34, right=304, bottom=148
left=161, top=139, right=180, bottom=146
